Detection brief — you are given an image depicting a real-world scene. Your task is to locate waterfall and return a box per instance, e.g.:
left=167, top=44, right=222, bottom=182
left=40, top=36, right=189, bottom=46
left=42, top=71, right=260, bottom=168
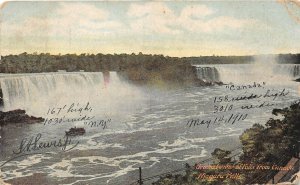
left=195, top=64, right=300, bottom=84
left=196, top=67, right=220, bottom=82
left=0, top=72, right=141, bottom=116
left=273, top=64, right=300, bottom=77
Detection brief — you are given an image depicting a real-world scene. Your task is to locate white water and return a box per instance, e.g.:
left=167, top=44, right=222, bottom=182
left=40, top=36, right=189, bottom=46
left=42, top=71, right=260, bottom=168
left=196, top=67, right=220, bottom=82
left=0, top=72, right=142, bottom=116
left=1, top=65, right=300, bottom=185
left=195, top=64, right=300, bottom=84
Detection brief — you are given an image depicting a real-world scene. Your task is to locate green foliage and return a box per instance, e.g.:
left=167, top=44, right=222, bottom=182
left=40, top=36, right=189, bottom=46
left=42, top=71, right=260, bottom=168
left=0, top=53, right=207, bottom=87
left=152, top=102, right=300, bottom=185
left=211, top=148, right=232, bottom=164
left=239, top=102, right=300, bottom=184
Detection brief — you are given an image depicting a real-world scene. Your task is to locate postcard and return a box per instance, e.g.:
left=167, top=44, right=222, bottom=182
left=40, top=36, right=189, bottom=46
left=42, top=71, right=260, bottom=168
left=0, top=1, right=299, bottom=185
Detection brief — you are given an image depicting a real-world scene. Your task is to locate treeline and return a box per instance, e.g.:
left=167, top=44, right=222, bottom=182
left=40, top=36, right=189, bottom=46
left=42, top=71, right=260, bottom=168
left=277, top=53, right=300, bottom=64
left=184, top=53, right=300, bottom=65
left=153, top=102, right=300, bottom=185
left=0, top=52, right=180, bottom=73
left=1, top=53, right=299, bottom=74
left=0, top=52, right=206, bottom=86
left=183, top=55, right=254, bottom=65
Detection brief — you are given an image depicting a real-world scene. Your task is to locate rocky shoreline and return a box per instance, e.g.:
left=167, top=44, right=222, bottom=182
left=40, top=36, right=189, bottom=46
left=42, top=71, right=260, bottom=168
left=152, top=102, right=300, bottom=185
left=0, top=109, right=44, bottom=126
left=118, top=65, right=213, bottom=87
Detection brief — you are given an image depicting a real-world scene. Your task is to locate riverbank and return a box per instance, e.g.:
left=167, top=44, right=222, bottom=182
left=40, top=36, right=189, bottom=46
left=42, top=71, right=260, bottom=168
left=152, top=101, right=300, bottom=185
left=118, top=62, right=210, bottom=87
left=0, top=109, right=44, bottom=126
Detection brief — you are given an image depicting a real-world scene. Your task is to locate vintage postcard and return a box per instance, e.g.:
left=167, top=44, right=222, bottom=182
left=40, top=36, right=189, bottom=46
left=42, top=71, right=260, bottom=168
left=0, top=1, right=300, bottom=185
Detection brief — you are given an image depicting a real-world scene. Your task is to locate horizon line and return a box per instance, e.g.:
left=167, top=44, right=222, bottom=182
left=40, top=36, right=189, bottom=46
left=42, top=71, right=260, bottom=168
left=1, top=52, right=300, bottom=59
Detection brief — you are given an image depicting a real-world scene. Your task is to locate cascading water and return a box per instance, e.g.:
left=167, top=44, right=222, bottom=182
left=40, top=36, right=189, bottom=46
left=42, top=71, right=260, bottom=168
left=1, top=66, right=300, bottom=185
left=196, top=67, right=220, bottom=82
left=195, top=64, right=300, bottom=84
left=0, top=72, right=142, bottom=117
left=274, top=64, right=300, bottom=77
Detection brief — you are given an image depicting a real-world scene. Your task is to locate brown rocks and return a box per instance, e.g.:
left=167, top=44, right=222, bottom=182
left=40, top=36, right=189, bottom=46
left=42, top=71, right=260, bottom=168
left=0, top=109, right=44, bottom=126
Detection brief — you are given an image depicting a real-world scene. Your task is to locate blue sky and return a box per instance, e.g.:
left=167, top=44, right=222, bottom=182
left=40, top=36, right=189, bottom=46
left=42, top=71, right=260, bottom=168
left=1, top=1, right=300, bottom=56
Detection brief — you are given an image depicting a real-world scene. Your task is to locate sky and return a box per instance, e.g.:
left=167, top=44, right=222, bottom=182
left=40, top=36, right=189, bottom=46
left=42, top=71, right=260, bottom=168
left=1, top=1, right=300, bottom=57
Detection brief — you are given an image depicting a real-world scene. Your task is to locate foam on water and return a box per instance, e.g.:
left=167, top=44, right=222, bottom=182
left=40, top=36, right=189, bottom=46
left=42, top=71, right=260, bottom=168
left=1, top=64, right=300, bottom=184
left=0, top=72, right=143, bottom=117
left=195, top=64, right=300, bottom=84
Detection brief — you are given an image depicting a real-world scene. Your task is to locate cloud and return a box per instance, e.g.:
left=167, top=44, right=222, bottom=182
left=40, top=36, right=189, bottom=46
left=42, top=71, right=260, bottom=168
left=127, top=2, right=181, bottom=35
left=57, top=2, right=108, bottom=22
left=1, top=2, right=124, bottom=38
left=127, top=2, right=259, bottom=34
left=128, top=2, right=174, bottom=18
left=2, top=2, right=262, bottom=38
left=182, top=16, right=256, bottom=33
left=0, top=1, right=272, bottom=56
left=180, top=5, right=214, bottom=18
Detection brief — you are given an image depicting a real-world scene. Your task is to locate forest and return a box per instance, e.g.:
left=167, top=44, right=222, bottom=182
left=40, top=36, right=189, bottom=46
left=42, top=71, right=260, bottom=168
left=0, top=53, right=299, bottom=73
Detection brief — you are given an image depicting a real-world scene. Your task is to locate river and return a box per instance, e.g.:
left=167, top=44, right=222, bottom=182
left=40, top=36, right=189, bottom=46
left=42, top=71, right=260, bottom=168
left=0, top=64, right=299, bottom=185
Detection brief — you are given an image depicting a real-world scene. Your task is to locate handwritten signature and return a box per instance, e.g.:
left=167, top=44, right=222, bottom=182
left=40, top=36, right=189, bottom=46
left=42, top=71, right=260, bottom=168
left=13, top=133, right=79, bottom=155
